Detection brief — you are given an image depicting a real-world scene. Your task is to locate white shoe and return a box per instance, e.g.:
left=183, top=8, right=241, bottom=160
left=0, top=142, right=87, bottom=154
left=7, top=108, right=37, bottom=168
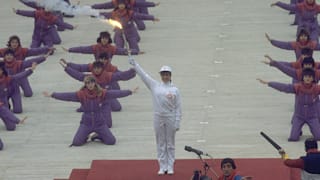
left=158, top=169, right=165, bottom=175
left=167, top=169, right=174, bottom=175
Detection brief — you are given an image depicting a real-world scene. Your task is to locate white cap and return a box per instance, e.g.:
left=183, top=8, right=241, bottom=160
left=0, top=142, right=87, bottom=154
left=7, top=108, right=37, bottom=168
left=159, top=65, right=172, bottom=73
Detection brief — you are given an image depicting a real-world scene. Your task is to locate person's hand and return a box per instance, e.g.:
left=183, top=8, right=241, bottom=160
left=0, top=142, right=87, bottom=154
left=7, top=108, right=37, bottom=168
left=241, top=176, right=253, bottom=180
left=131, top=86, right=139, bottom=94
left=42, top=91, right=52, bottom=97
left=265, top=33, right=271, bottom=42
left=128, top=57, right=136, bottom=65
left=59, top=58, right=67, bottom=68
left=155, top=2, right=160, bottom=6
left=19, top=116, right=28, bottom=124
left=271, top=2, right=277, bottom=7
left=61, top=46, right=69, bottom=52
left=257, top=78, right=269, bottom=85
left=261, top=55, right=273, bottom=65
left=44, top=49, right=54, bottom=58
left=12, top=8, right=17, bottom=14
left=30, top=62, right=37, bottom=71
left=72, top=25, right=78, bottom=29
left=153, top=18, right=160, bottom=22
left=138, top=51, right=145, bottom=55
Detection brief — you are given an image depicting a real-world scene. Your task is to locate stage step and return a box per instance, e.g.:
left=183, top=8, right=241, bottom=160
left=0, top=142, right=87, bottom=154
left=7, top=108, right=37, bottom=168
left=69, top=169, right=90, bottom=180
left=62, top=159, right=301, bottom=180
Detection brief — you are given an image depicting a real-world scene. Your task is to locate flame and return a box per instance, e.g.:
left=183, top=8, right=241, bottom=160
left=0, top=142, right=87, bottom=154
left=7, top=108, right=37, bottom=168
left=106, top=19, right=122, bottom=29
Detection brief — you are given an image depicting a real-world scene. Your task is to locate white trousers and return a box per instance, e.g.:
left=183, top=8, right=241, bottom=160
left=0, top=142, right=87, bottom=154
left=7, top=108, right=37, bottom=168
left=301, top=170, right=320, bottom=180
left=154, top=115, right=176, bottom=171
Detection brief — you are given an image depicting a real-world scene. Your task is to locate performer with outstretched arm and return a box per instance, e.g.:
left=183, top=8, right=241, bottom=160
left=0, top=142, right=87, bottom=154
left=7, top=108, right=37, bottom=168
left=257, top=68, right=320, bottom=141
left=43, top=75, right=137, bottom=146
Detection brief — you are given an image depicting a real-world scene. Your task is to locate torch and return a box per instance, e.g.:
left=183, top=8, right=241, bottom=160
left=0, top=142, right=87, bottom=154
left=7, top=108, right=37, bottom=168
left=260, top=131, right=282, bottom=151
left=105, top=19, right=132, bottom=57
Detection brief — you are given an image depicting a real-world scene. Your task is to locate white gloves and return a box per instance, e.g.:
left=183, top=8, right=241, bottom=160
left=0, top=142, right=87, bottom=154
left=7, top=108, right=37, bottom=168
left=128, top=56, right=136, bottom=66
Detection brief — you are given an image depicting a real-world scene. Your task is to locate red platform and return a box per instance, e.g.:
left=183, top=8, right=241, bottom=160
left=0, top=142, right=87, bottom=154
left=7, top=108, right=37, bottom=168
left=61, top=158, right=301, bottom=180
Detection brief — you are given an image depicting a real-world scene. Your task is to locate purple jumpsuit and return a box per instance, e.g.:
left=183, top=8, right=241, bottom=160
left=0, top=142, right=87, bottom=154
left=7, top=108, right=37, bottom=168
left=67, top=43, right=137, bottom=60
left=92, top=0, right=156, bottom=31
left=101, top=9, right=156, bottom=52
left=67, top=61, right=121, bottom=90
left=0, top=102, right=22, bottom=131
left=270, top=39, right=320, bottom=59
left=275, top=1, right=320, bottom=41
left=64, top=66, right=136, bottom=114
left=0, top=46, right=50, bottom=61
left=15, top=9, right=74, bottom=48
left=4, top=56, right=46, bottom=97
left=268, top=82, right=320, bottom=141
left=51, top=89, right=132, bottom=146
left=0, top=69, right=34, bottom=113
left=18, top=0, right=63, bottom=44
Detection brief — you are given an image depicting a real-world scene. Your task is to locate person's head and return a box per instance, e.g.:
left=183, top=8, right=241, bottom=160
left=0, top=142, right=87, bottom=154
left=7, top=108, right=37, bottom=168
left=306, top=0, right=315, bottom=5
left=84, top=76, right=97, bottom=91
left=7, top=35, right=21, bottom=49
left=305, top=138, right=318, bottom=152
left=301, top=48, right=313, bottom=57
left=98, top=53, right=110, bottom=64
left=159, top=65, right=172, bottom=83
left=302, top=68, right=316, bottom=84
left=3, top=49, right=15, bottom=62
left=97, top=31, right=112, bottom=45
left=117, top=0, right=127, bottom=9
left=301, top=57, right=315, bottom=69
left=92, top=61, right=104, bottom=75
left=0, top=62, right=8, bottom=77
left=221, top=158, right=237, bottom=177
left=297, top=29, right=310, bottom=43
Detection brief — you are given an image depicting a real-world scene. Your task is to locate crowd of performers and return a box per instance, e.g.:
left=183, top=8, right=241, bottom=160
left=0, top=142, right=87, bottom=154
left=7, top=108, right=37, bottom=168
left=0, top=0, right=160, bottom=150
left=257, top=0, right=320, bottom=178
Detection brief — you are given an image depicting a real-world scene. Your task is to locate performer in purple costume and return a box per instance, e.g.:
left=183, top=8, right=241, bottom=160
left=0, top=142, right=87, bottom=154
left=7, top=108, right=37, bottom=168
left=258, top=68, right=320, bottom=141
left=266, top=29, right=320, bottom=59
left=92, top=0, right=160, bottom=31
left=0, top=35, right=53, bottom=60
left=0, top=101, right=26, bottom=131
left=14, top=8, right=75, bottom=48
left=43, top=75, right=137, bottom=146
left=101, top=1, right=159, bottom=52
left=63, top=31, right=139, bottom=60
left=0, top=62, right=37, bottom=113
left=61, top=60, right=136, bottom=113
left=2, top=49, right=50, bottom=97
left=271, top=0, right=320, bottom=41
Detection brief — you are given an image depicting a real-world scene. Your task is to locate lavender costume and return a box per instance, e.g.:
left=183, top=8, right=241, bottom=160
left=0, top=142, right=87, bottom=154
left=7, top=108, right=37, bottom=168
left=64, top=66, right=136, bottom=116
left=0, top=70, right=34, bottom=113
left=66, top=61, right=121, bottom=91
left=0, top=46, right=50, bottom=60
left=67, top=43, right=138, bottom=60
left=51, top=89, right=132, bottom=146
left=15, top=9, right=74, bottom=48
left=91, top=0, right=157, bottom=31
left=270, top=39, right=320, bottom=59
left=5, top=56, right=46, bottom=97
left=0, top=103, right=21, bottom=131
left=275, top=1, right=320, bottom=42
left=268, top=82, right=320, bottom=141
left=101, top=10, right=156, bottom=52
left=18, top=0, right=63, bottom=44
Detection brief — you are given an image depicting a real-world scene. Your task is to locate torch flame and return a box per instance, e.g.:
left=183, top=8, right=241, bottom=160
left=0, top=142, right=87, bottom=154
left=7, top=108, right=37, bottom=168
left=107, top=19, right=122, bottom=29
